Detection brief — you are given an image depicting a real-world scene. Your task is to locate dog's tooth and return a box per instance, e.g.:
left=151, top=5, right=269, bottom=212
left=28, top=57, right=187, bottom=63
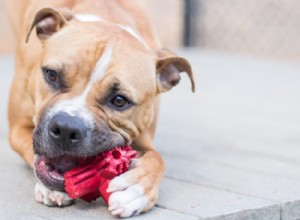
left=49, top=170, right=65, bottom=181
left=58, top=176, right=64, bottom=181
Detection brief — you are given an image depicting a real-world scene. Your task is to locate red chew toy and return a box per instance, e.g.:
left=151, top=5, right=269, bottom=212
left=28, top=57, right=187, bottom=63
left=64, top=146, right=137, bottom=203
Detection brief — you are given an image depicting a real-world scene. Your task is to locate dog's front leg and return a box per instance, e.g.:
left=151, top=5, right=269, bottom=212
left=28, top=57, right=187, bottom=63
left=9, top=121, right=35, bottom=167
left=107, top=150, right=164, bottom=218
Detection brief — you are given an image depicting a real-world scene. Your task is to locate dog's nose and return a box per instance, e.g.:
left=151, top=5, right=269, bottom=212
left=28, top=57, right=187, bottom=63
left=48, top=112, right=86, bottom=149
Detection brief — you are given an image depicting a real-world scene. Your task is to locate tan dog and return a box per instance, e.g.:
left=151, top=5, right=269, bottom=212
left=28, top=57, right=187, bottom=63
left=6, top=0, right=195, bottom=217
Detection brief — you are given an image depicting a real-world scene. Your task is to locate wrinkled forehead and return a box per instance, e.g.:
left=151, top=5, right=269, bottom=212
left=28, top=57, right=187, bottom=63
left=42, top=23, right=157, bottom=97
left=43, top=21, right=150, bottom=61
left=105, top=44, right=157, bottom=95
left=42, top=25, right=105, bottom=70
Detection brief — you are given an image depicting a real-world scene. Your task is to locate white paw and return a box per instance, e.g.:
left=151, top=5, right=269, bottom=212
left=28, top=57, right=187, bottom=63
left=34, top=182, right=73, bottom=207
left=107, top=159, right=158, bottom=218
left=108, top=184, right=149, bottom=217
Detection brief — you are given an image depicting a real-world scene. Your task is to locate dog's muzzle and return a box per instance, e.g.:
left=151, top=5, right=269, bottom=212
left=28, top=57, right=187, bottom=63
left=33, top=108, right=126, bottom=192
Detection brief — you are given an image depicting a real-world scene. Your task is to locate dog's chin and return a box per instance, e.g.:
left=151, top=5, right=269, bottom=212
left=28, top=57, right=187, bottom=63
left=35, top=155, right=81, bottom=192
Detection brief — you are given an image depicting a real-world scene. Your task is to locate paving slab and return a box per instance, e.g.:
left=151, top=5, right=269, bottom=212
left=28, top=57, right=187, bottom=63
left=157, top=134, right=300, bottom=181
left=159, top=178, right=280, bottom=220
left=163, top=155, right=300, bottom=219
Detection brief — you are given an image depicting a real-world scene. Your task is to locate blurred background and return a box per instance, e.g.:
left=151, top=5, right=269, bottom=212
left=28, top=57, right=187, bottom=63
left=1, top=0, right=300, bottom=62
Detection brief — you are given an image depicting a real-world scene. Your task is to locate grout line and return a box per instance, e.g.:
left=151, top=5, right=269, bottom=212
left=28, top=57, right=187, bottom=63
left=154, top=204, right=201, bottom=220
left=164, top=175, right=299, bottom=219
left=164, top=175, right=280, bottom=204
left=161, top=151, right=300, bottom=183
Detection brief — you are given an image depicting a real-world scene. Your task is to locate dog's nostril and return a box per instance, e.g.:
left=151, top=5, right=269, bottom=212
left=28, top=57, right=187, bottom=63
left=51, top=127, right=61, bottom=137
left=70, top=132, right=76, bottom=140
left=70, top=132, right=80, bottom=142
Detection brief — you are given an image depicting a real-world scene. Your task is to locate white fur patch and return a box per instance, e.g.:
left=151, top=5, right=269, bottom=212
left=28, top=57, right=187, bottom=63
left=107, top=158, right=153, bottom=217
left=108, top=184, right=149, bottom=217
left=48, top=98, right=95, bottom=128
left=75, top=14, right=148, bottom=49
left=34, top=182, right=73, bottom=207
left=116, top=25, right=149, bottom=49
left=81, top=45, right=113, bottom=99
left=75, top=13, right=103, bottom=22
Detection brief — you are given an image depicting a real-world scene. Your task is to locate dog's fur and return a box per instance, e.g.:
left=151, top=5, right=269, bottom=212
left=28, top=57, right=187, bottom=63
left=6, top=0, right=194, bottom=217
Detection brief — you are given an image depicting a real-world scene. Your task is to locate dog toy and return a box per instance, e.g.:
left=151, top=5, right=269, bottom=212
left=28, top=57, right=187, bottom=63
left=64, top=146, right=137, bottom=203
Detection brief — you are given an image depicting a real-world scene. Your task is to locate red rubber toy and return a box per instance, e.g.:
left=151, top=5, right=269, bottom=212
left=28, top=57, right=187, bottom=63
left=64, top=146, right=137, bottom=203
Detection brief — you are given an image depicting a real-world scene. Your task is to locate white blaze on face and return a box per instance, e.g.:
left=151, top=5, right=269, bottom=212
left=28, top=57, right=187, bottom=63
left=116, top=24, right=149, bottom=49
left=75, top=14, right=103, bottom=22
left=47, top=46, right=113, bottom=126
left=81, top=45, right=113, bottom=99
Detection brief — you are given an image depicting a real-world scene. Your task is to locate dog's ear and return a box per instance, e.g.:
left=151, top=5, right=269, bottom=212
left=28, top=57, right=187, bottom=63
left=156, top=48, right=195, bottom=93
left=26, top=7, right=73, bottom=43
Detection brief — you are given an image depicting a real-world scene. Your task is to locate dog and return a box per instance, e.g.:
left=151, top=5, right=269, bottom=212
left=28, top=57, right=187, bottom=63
left=6, top=0, right=195, bottom=217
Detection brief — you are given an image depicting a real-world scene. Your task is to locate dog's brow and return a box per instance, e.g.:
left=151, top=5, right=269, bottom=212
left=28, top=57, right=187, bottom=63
left=110, top=82, right=121, bottom=92
left=105, top=81, right=130, bottom=97
left=107, top=82, right=133, bottom=97
left=104, top=82, right=124, bottom=98
left=43, top=62, right=64, bottom=73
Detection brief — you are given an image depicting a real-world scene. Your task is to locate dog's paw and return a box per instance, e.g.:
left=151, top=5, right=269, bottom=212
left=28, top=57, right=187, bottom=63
left=107, top=159, right=160, bottom=218
left=34, top=182, right=73, bottom=207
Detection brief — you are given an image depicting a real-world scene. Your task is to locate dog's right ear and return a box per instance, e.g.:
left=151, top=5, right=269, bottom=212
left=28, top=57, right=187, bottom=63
left=26, top=7, right=73, bottom=43
left=156, top=48, right=195, bottom=93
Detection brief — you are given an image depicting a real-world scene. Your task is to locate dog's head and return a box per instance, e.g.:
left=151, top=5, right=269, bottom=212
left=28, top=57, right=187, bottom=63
left=26, top=8, right=195, bottom=191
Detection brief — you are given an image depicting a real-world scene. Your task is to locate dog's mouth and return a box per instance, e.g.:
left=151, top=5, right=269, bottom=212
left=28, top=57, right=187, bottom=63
left=35, top=155, right=81, bottom=192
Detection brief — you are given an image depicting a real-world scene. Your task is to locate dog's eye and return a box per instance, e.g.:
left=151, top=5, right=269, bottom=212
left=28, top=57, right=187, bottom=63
left=44, top=68, right=58, bottom=82
left=110, top=95, right=131, bottom=110
left=42, top=67, right=67, bottom=90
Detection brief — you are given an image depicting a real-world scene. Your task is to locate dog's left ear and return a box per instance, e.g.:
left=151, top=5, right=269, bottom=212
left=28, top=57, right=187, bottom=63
left=26, top=7, right=73, bottom=43
left=156, top=48, right=195, bottom=93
